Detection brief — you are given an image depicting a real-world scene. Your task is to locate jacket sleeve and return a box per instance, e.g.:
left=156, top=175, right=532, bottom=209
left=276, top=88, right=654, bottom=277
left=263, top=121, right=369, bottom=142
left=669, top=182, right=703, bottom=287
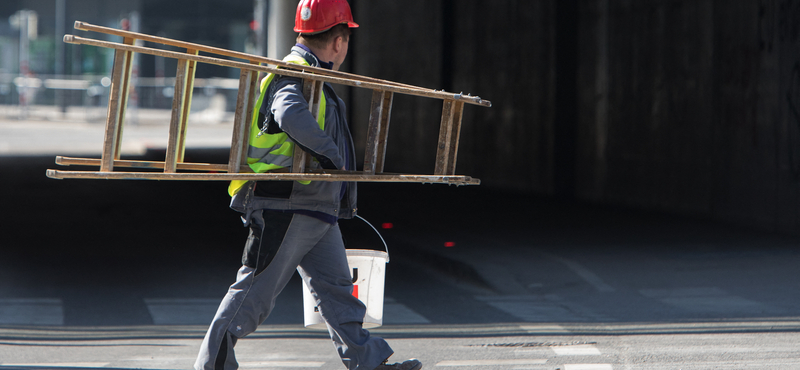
left=270, top=77, right=344, bottom=170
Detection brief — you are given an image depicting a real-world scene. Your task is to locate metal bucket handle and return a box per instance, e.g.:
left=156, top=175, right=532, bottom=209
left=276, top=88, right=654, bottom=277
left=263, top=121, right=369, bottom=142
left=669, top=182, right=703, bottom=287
left=355, top=215, right=390, bottom=263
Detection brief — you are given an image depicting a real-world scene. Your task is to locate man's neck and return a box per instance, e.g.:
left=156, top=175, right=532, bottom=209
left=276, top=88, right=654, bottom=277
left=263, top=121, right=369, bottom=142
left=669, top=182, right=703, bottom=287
left=296, top=43, right=334, bottom=69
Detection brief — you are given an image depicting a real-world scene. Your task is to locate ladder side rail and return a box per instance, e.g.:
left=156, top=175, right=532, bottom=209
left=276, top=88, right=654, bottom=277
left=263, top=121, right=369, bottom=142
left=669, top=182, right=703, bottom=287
left=47, top=169, right=480, bottom=185
left=64, top=35, right=491, bottom=107
left=56, top=156, right=253, bottom=173
left=73, top=21, right=430, bottom=93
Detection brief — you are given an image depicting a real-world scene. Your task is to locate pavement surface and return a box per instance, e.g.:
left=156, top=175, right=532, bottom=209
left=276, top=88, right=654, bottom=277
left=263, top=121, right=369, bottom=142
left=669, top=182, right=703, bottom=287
left=1, top=117, right=800, bottom=369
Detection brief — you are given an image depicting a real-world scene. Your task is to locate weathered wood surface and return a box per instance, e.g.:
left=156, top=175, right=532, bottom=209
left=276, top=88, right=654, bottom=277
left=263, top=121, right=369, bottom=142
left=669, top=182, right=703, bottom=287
left=47, top=169, right=480, bottom=186
left=164, top=50, right=198, bottom=173
left=63, top=35, right=491, bottom=107
left=56, top=156, right=244, bottom=172
left=74, top=21, right=436, bottom=94
left=99, top=37, right=135, bottom=172
left=228, top=68, right=257, bottom=174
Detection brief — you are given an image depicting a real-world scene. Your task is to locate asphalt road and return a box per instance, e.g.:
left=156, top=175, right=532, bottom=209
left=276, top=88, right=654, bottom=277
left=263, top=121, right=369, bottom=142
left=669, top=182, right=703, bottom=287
left=1, top=143, right=800, bottom=368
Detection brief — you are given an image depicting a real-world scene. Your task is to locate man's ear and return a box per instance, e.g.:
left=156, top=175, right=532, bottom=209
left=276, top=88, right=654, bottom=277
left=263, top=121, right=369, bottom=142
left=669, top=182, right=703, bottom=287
left=333, top=36, right=344, bottom=54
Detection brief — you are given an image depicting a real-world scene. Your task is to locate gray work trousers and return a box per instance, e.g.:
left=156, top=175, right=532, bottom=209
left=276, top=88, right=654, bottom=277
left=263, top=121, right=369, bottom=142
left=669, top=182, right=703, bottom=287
left=195, top=210, right=393, bottom=370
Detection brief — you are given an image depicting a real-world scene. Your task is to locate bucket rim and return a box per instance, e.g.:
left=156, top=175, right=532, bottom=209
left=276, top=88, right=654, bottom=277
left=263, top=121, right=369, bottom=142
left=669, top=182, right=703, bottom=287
left=344, top=249, right=389, bottom=260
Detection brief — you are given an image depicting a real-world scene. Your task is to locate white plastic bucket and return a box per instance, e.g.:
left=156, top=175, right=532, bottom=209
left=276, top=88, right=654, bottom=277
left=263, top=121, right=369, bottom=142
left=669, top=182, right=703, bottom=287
left=302, top=249, right=389, bottom=329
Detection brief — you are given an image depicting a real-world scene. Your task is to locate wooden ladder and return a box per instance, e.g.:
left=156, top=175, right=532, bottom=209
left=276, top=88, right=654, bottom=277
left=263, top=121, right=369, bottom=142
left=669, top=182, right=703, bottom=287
left=46, top=21, right=491, bottom=186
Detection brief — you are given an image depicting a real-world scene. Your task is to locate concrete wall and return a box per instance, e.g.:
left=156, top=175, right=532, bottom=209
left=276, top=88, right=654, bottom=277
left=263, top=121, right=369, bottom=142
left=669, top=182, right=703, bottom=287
left=349, top=0, right=800, bottom=234
left=350, top=0, right=557, bottom=194
left=576, top=0, right=800, bottom=233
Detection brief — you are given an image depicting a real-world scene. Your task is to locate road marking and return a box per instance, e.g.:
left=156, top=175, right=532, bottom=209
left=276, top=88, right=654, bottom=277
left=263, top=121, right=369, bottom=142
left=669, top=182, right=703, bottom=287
left=639, top=287, right=725, bottom=298
left=476, top=295, right=570, bottom=322
left=239, top=361, right=326, bottom=368
left=477, top=295, right=608, bottom=322
left=1, top=363, right=110, bottom=368
left=383, top=297, right=431, bottom=324
left=544, top=254, right=615, bottom=293
left=639, top=287, right=765, bottom=313
left=520, top=324, right=570, bottom=334
left=472, top=262, right=530, bottom=294
left=552, top=345, right=602, bottom=356
left=563, top=365, right=613, bottom=370
left=144, top=298, right=220, bottom=325
left=436, top=359, right=548, bottom=366
left=0, top=298, right=63, bottom=325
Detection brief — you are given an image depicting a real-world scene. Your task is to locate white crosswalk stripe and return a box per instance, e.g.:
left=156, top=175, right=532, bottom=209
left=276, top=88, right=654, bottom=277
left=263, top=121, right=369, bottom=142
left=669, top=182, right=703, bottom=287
left=0, top=298, right=63, bottom=325
left=552, top=345, right=602, bottom=356
left=0, top=363, right=110, bottom=368
left=639, top=287, right=765, bottom=314
left=239, top=361, right=326, bottom=368
left=563, top=365, right=613, bottom=370
left=436, top=359, right=548, bottom=367
left=144, top=298, right=220, bottom=325
left=382, top=297, right=430, bottom=324
left=475, top=295, right=609, bottom=322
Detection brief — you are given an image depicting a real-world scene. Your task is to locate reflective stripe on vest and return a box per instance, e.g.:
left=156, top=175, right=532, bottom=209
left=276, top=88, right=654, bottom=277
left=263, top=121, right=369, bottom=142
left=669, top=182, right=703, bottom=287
left=229, top=55, right=326, bottom=196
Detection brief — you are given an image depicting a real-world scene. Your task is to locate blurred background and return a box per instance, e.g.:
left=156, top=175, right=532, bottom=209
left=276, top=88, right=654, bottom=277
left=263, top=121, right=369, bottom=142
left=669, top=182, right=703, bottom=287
left=0, top=0, right=799, bottom=237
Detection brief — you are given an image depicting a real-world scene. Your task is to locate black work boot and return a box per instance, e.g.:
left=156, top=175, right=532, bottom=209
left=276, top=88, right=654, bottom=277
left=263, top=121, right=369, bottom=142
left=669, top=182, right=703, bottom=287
left=374, top=359, right=423, bottom=370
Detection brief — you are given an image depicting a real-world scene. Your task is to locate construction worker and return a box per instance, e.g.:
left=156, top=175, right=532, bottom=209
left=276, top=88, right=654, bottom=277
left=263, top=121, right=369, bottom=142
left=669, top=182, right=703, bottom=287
left=194, top=1, right=422, bottom=370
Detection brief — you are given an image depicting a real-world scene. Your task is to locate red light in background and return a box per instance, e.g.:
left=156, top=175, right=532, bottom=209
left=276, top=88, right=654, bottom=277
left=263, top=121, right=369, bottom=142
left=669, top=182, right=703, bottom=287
left=444, top=242, right=456, bottom=248
left=381, top=223, right=394, bottom=229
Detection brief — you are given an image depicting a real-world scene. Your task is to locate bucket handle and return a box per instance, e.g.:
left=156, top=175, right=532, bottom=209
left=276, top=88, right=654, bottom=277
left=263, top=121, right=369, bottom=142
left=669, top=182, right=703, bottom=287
left=355, top=215, right=390, bottom=263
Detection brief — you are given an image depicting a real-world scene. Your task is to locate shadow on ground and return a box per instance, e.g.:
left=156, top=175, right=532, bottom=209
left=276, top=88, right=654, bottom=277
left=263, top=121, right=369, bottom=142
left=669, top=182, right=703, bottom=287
left=2, top=151, right=799, bottom=333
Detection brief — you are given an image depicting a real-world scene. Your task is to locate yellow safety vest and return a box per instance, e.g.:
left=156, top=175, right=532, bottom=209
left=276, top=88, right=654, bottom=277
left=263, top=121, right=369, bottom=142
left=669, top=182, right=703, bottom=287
left=229, top=55, right=326, bottom=196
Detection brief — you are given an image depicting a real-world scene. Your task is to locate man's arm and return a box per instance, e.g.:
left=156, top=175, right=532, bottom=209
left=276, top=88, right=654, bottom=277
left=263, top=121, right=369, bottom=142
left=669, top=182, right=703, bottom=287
left=271, top=77, right=344, bottom=170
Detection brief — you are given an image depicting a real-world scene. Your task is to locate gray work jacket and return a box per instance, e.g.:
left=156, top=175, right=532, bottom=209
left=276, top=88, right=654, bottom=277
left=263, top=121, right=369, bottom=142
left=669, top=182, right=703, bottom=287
left=230, top=46, right=358, bottom=222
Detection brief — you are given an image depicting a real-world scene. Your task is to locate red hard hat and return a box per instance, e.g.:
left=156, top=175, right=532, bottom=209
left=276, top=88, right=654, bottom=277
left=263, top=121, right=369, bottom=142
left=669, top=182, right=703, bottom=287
left=294, top=0, right=359, bottom=34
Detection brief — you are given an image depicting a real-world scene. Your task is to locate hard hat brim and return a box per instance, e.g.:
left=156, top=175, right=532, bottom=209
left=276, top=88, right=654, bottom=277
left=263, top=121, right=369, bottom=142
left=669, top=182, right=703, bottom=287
left=296, top=20, right=359, bottom=35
